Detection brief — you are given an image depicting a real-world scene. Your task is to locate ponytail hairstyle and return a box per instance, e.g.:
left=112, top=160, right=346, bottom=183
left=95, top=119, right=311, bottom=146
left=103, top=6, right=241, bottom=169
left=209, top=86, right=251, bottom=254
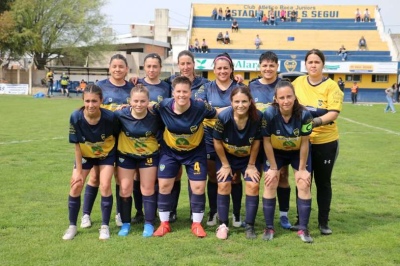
left=272, top=79, right=304, bottom=119
left=213, top=52, right=235, bottom=80
left=80, top=84, right=103, bottom=111
left=230, top=85, right=259, bottom=121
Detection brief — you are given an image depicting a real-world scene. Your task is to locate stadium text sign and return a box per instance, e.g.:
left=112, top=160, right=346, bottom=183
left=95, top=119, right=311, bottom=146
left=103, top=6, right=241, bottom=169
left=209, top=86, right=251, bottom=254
left=0, top=84, right=29, bottom=95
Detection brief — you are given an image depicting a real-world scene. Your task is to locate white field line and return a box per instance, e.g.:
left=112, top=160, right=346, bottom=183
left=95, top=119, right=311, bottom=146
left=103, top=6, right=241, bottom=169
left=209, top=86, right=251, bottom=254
left=339, top=116, right=400, bottom=136
left=0, top=137, right=65, bottom=145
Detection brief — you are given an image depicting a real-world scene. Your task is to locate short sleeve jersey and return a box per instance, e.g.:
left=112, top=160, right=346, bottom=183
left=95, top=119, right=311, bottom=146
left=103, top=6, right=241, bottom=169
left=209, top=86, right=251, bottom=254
left=166, top=75, right=209, bottom=100
left=213, top=107, right=263, bottom=157
left=114, top=107, right=161, bottom=158
left=69, top=108, right=119, bottom=158
left=249, top=78, right=280, bottom=112
left=97, top=79, right=133, bottom=111
left=292, top=76, right=344, bottom=144
left=153, top=98, right=216, bottom=151
left=137, top=78, right=171, bottom=105
left=262, top=105, right=313, bottom=151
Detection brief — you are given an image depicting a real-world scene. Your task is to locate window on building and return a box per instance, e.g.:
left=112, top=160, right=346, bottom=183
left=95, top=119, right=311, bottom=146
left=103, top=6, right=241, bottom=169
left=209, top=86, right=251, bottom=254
left=202, top=72, right=208, bottom=79
left=371, top=74, right=388, bottom=82
left=345, top=74, right=361, bottom=82
left=244, top=72, right=250, bottom=80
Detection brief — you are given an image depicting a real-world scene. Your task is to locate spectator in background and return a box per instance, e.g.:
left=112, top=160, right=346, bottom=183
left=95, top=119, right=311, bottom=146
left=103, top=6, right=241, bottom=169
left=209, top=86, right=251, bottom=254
left=280, top=10, right=287, bottom=22
left=384, top=84, right=397, bottom=113
left=269, top=9, right=276, bottom=26
left=337, top=45, right=348, bottom=61
left=351, top=82, right=359, bottom=104
left=77, top=79, right=87, bottom=96
left=46, top=69, right=54, bottom=97
left=363, top=8, right=370, bottom=22
left=290, top=10, right=297, bottom=22
left=256, top=6, right=263, bottom=22
left=255, top=35, right=262, bottom=49
left=358, top=36, right=367, bottom=51
left=337, top=77, right=345, bottom=92
left=225, top=7, right=232, bottom=21
left=224, top=31, right=231, bottom=44
left=216, top=32, right=224, bottom=44
left=211, top=8, right=218, bottom=20
left=194, top=38, right=200, bottom=53
left=201, top=39, right=209, bottom=53
left=355, top=8, right=361, bottom=22
left=231, top=19, right=239, bottom=32
left=217, top=7, right=224, bottom=20
left=395, top=82, right=400, bottom=103
left=60, top=72, right=70, bottom=97
left=262, top=14, right=269, bottom=25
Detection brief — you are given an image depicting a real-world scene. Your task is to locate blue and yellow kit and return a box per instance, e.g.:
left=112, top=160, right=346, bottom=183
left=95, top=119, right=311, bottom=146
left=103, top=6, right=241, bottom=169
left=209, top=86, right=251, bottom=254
left=292, top=76, right=344, bottom=144
left=249, top=78, right=280, bottom=112
left=137, top=78, right=171, bottom=105
left=262, top=105, right=313, bottom=151
left=153, top=98, right=216, bottom=152
left=213, top=107, right=263, bottom=157
left=97, top=79, right=133, bottom=111
left=114, top=107, right=161, bottom=158
left=69, top=108, right=119, bottom=158
left=167, top=75, right=209, bottom=100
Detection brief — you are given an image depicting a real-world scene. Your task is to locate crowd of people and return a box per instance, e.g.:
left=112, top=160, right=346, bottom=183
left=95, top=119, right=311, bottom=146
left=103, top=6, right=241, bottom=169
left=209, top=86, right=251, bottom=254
left=63, top=49, right=345, bottom=244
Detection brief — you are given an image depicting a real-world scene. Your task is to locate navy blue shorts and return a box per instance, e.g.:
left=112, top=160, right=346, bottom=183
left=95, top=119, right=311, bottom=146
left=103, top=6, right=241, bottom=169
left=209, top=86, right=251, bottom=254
left=158, top=145, right=207, bottom=181
left=117, top=153, right=159, bottom=169
left=264, top=149, right=312, bottom=172
left=75, top=155, right=115, bottom=170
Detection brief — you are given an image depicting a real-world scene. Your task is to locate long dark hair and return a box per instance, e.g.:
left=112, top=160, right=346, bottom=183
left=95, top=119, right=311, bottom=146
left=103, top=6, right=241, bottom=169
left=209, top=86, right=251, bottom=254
left=305, top=48, right=325, bottom=65
left=177, top=50, right=196, bottom=78
left=213, top=52, right=235, bottom=80
left=230, top=85, right=259, bottom=121
left=79, top=84, right=103, bottom=111
left=272, top=80, right=304, bottom=119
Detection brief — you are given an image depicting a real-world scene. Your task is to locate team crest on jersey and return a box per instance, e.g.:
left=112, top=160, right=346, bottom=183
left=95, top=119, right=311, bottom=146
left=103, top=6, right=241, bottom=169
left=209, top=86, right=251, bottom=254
left=284, top=59, right=297, bottom=72
left=225, top=138, right=229, bottom=142
left=157, top=95, right=163, bottom=103
left=119, top=157, right=125, bottom=163
left=205, top=102, right=213, bottom=110
left=145, top=131, right=152, bottom=137
left=276, top=130, right=281, bottom=135
left=293, top=128, right=299, bottom=137
left=159, top=164, right=165, bottom=171
left=101, top=134, right=105, bottom=140
left=190, top=125, right=198, bottom=133
left=318, top=100, right=323, bottom=107
left=249, top=137, right=254, bottom=144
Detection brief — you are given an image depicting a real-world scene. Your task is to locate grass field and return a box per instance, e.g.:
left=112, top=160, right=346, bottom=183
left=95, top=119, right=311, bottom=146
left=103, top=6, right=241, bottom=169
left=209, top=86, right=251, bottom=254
left=0, top=95, right=399, bottom=266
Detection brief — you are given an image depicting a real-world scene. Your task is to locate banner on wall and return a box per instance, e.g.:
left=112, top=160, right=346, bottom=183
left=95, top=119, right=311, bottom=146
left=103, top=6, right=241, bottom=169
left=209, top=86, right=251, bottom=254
left=298, top=62, right=398, bottom=74
left=0, top=84, right=29, bottom=95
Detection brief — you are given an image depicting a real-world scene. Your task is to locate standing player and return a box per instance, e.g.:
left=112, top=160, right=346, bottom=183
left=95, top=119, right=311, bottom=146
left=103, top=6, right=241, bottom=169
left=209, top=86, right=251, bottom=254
left=248, top=51, right=292, bottom=230
left=115, top=85, right=162, bottom=237
left=197, top=53, right=245, bottom=228
left=130, top=53, right=172, bottom=225
left=213, top=86, right=263, bottom=240
left=292, top=49, right=344, bottom=234
left=80, top=54, right=133, bottom=229
left=46, top=69, right=54, bottom=97
left=152, top=76, right=218, bottom=238
left=62, top=84, right=119, bottom=240
left=261, top=80, right=314, bottom=243
left=60, top=72, right=70, bottom=97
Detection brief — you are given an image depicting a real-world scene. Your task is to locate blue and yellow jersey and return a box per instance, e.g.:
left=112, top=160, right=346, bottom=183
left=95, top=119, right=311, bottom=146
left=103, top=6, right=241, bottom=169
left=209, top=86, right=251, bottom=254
left=197, top=80, right=243, bottom=148
left=153, top=98, right=216, bottom=151
left=137, top=78, right=171, bottom=105
left=292, top=76, right=344, bottom=144
left=69, top=108, right=119, bottom=158
left=262, top=105, right=313, bottom=151
left=97, top=79, right=133, bottom=111
left=249, top=78, right=280, bottom=112
left=167, top=75, right=210, bottom=99
left=213, top=107, right=263, bottom=157
left=114, top=107, right=161, bottom=158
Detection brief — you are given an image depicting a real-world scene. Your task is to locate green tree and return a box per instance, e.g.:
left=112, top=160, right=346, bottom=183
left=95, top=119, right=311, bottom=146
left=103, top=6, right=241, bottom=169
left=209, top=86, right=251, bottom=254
left=8, top=0, right=114, bottom=69
left=0, top=0, right=14, bottom=13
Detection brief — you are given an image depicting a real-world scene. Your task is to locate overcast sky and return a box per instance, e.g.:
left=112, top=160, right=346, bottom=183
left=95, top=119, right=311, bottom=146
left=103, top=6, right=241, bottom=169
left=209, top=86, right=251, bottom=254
left=102, top=0, right=400, bottom=35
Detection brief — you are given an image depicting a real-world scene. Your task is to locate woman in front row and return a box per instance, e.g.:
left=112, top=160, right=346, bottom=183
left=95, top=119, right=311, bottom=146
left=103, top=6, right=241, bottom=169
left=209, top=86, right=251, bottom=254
left=262, top=80, right=314, bottom=243
left=213, top=86, right=263, bottom=240
left=63, top=85, right=119, bottom=240
left=152, top=76, right=219, bottom=238
left=115, top=85, right=162, bottom=237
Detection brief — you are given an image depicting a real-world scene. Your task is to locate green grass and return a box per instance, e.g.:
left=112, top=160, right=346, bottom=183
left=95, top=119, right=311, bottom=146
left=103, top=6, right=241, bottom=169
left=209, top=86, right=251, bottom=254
left=1, top=95, right=399, bottom=265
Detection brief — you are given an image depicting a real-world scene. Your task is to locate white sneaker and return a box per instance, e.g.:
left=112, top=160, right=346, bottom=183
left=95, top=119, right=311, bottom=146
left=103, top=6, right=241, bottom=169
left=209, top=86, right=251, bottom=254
left=232, top=213, right=243, bottom=228
left=62, top=225, right=77, bottom=240
left=80, top=214, right=92, bottom=228
left=99, top=225, right=110, bottom=240
left=115, top=213, right=123, bottom=227
left=206, top=212, right=218, bottom=226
